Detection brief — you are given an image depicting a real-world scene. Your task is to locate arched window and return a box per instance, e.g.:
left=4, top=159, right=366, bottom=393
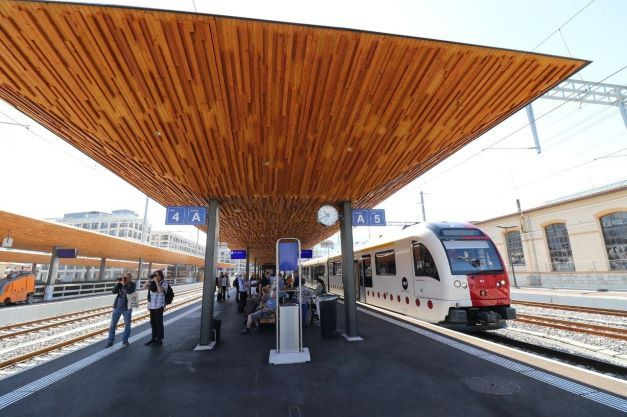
left=600, top=212, right=627, bottom=270
left=545, top=223, right=575, bottom=272
left=505, top=230, right=525, bottom=266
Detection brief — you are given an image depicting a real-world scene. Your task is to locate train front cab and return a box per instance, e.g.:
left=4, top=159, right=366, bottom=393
left=426, top=223, right=517, bottom=331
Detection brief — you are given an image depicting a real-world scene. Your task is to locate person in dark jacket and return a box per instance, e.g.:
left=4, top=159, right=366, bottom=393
left=106, top=272, right=136, bottom=347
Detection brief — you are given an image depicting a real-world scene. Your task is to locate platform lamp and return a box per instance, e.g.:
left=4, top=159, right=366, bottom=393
left=496, top=225, right=519, bottom=288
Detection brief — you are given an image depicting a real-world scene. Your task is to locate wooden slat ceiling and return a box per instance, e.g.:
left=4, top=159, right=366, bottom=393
left=0, top=210, right=231, bottom=268
left=0, top=1, right=588, bottom=261
left=0, top=250, right=167, bottom=269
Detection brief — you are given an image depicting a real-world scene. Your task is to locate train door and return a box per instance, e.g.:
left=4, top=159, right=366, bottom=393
left=355, top=260, right=365, bottom=302
left=361, top=255, right=373, bottom=304
left=411, top=241, right=441, bottom=320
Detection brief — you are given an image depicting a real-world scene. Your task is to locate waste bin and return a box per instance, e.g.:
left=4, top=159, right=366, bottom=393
left=318, top=296, right=338, bottom=339
left=211, top=319, right=221, bottom=343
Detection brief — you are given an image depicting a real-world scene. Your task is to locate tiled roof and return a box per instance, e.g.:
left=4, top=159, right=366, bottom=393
left=545, top=179, right=627, bottom=204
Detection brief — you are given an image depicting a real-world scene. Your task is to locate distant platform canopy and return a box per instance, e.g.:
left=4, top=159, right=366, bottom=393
left=0, top=1, right=588, bottom=260
left=0, top=210, right=228, bottom=268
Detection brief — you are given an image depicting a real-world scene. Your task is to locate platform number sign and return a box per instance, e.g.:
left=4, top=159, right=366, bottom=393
left=369, top=209, right=386, bottom=226
left=186, top=208, right=206, bottom=225
left=352, top=209, right=386, bottom=226
left=353, top=209, right=369, bottom=226
left=166, top=206, right=207, bottom=225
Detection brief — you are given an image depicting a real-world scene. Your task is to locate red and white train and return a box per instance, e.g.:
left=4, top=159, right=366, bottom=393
left=303, top=222, right=516, bottom=330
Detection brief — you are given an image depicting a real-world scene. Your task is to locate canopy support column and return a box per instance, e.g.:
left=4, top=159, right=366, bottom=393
left=197, top=198, right=220, bottom=349
left=99, top=257, right=106, bottom=281
left=44, top=246, right=59, bottom=301
left=137, top=258, right=143, bottom=287
left=340, top=201, right=362, bottom=341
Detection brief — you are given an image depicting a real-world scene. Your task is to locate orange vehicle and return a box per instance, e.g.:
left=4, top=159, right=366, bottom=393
left=1, top=271, right=36, bottom=305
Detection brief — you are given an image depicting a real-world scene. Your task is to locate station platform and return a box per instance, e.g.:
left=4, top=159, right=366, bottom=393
left=511, top=287, right=627, bottom=310
left=1, top=291, right=625, bottom=417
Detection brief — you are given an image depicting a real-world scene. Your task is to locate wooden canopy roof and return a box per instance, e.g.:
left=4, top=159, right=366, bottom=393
left=0, top=1, right=588, bottom=260
left=0, top=210, right=231, bottom=268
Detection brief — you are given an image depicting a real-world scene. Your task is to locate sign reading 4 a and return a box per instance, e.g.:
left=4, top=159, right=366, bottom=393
left=166, top=206, right=207, bottom=225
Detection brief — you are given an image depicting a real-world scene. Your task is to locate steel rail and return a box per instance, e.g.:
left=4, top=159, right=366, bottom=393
left=478, top=332, right=627, bottom=379
left=513, top=300, right=627, bottom=317
left=0, top=294, right=203, bottom=371
left=0, top=288, right=201, bottom=339
left=516, top=314, right=627, bottom=341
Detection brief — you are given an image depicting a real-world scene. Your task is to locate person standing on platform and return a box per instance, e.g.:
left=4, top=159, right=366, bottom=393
left=233, top=273, right=240, bottom=303
left=236, top=274, right=249, bottom=313
left=143, top=269, right=168, bottom=346
left=106, top=272, right=136, bottom=347
left=220, top=273, right=229, bottom=301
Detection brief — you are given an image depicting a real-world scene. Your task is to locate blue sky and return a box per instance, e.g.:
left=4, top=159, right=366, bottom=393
left=0, top=0, right=625, bottom=245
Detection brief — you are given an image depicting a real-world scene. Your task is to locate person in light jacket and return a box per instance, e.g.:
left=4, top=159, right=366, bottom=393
left=143, top=270, right=169, bottom=346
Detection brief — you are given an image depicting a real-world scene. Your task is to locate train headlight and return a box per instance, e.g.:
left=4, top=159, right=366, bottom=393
left=496, top=282, right=500, bottom=287
left=500, top=280, right=506, bottom=285
left=461, top=282, right=467, bottom=289
left=454, top=280, right=461, bottom=288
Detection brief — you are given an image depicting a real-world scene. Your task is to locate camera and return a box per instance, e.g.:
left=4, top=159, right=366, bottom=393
left=149, top=273, right=156, bottom=279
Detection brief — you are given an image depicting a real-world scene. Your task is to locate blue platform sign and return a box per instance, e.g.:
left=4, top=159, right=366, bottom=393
left=231, top=250, right=247, bottom=260
left=353, top=209, right=369, bottom=226
left=352, top=209, right=386, bottom=226
left=166, top=207, right=186, bottom=225
left=369, top=209, right=386, bottom=226
left=57, top=248, right=78, bottom=258
left=300, top=249, right=313, bottom=259
left=186, top=207, right=206, bottom=225
left=166, top=206, right=207, bottom=225
left=278, top=241, right=299, bottom=271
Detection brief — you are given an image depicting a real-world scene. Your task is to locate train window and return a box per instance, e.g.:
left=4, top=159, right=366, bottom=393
left=362, top=255, right=373, bottom=287
left=412, top=243, right=439, bottom=280
left=443, top=240, right=504, bottom=275
left=316, top=265, right=326, bottom=278
left=335, top=262, right=342, bottom=276
left=375, top=250, right=396, bottom=276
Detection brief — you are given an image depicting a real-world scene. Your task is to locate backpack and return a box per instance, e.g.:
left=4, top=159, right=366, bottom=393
left=165, top=284, right=175, bottom=305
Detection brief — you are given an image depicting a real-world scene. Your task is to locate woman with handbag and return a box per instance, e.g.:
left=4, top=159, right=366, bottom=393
left=143, top=270, right=168, bottom=346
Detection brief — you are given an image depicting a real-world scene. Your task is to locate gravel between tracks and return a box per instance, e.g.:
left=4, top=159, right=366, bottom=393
left=489, top=303, right=627, bottom=370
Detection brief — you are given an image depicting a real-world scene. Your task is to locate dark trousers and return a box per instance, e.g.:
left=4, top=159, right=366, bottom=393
left=238, top=292, right=248, bottom=312
left=220, top=286, right=227, bottom=300
left=149, top=307, right=164, bottom=340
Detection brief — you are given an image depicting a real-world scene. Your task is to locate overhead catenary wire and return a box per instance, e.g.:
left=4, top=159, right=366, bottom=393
left=419, top=64, right=627, bottom=187
left=531, top=0, right=596, bottom=51
left=0, top=107, right=97, bottom=171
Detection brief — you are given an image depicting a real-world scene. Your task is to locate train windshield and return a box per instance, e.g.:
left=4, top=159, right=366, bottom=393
left=443, top=240, right=504, bottom=275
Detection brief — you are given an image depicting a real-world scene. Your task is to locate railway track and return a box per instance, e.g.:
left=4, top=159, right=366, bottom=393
left=479, top=331, right=627, bottom=379
left=516, top=314, right=627, bottom=341
left=0, top=288, right=201, bottom=340
left=513, top=300, right=627, bottom=317
left=0, top=290, right=203, bottom=373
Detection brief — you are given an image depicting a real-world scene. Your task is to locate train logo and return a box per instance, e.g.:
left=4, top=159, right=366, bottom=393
left=401, top=277, right=408, bottom=290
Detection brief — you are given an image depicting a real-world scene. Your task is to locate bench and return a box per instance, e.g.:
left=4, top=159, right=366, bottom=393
left=259, top=312, right=276, bottom=325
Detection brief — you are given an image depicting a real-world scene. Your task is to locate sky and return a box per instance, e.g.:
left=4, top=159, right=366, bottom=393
left=0, top=0, right=626, bottom=248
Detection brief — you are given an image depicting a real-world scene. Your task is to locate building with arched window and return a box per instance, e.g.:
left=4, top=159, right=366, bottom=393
left=475, top=180, right=627, bottom=290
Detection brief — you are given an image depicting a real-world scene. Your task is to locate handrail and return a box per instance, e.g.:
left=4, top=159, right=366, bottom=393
left=34, top=277, right=197, bottom=300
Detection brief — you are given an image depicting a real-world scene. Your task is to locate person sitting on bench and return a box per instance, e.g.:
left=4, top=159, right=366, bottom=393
left=241, top=287, right=276, bottom=334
